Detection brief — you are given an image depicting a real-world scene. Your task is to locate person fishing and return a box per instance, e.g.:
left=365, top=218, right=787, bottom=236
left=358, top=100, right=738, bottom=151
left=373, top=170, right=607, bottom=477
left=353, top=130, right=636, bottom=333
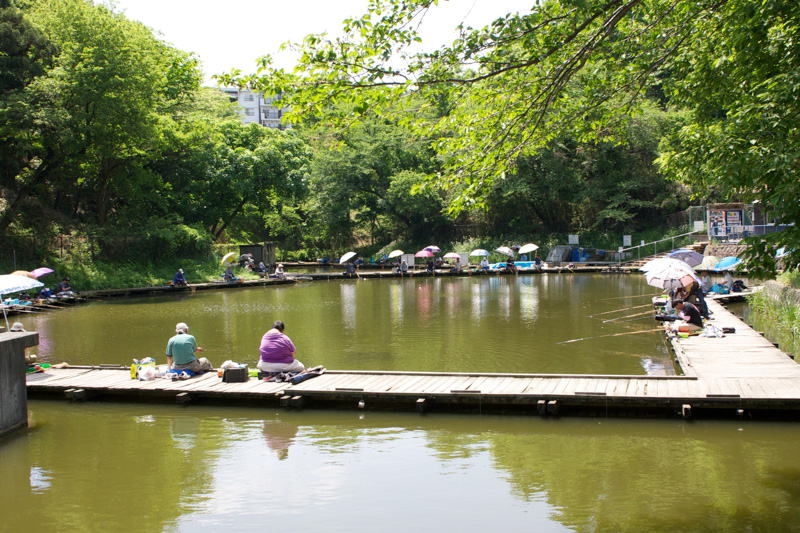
left=173, top=269, right=187, bottom=286
left=673, top=300, right=704, bottom=331
left=257, top=320, right=304, bottom=373
left=166, top=322, right=213, bottom=375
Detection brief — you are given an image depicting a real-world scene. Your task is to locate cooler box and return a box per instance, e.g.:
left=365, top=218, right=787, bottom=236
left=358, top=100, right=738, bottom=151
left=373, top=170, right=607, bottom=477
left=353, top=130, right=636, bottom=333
left=222, top=366, right=249, bottom=383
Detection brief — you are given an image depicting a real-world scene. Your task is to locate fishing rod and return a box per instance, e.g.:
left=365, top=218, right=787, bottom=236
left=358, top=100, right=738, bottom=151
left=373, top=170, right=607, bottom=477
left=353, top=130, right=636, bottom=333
left=598, top=294, right=661, bottom=302
left=588, top=303, right=654, bottom=318
left=602, top=310, right=656, bottom=323
left=557, top=328, right=664, bottom=344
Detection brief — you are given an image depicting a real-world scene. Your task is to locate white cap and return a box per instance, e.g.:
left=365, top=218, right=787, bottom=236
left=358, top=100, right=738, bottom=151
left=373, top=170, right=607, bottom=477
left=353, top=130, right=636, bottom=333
left=10, top=322, right=25, bottom=332
left=176, top=322, right=189, bottom=334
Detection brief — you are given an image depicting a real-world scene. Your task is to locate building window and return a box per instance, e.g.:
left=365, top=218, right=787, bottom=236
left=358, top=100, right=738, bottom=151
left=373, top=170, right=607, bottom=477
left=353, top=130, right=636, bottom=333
left=244, top=93, right=254, bottom=101
left=245, top=108, right=255, bottom=116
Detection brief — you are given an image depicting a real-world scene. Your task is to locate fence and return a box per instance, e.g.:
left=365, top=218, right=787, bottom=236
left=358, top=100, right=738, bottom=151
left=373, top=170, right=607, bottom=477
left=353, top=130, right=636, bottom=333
left=618, top=230, right=707, bottom=264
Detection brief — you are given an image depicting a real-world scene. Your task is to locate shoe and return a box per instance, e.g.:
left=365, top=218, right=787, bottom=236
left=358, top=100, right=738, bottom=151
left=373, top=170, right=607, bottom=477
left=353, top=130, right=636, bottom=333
left=179, top=371, right=191, bottom=380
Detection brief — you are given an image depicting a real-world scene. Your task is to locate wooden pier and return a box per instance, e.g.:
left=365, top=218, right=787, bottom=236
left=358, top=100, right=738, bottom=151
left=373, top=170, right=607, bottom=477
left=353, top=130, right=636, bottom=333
left=26, top=298, right=800, bottom=419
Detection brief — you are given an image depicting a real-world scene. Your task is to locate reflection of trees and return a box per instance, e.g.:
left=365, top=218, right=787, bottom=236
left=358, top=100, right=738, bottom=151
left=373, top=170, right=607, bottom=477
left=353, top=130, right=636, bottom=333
left=483, top=421, right=800, bottom=531
left=0, top=404, right=220, bottom=532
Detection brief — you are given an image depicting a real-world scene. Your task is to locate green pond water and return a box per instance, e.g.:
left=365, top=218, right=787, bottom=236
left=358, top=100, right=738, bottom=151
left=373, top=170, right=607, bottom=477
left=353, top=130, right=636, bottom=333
left=4, top=274, right=800, bottom=532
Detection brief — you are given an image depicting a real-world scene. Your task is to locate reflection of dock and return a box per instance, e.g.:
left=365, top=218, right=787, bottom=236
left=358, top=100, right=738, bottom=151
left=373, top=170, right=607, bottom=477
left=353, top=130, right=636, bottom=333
left=27, top=298, right=800, bottom=419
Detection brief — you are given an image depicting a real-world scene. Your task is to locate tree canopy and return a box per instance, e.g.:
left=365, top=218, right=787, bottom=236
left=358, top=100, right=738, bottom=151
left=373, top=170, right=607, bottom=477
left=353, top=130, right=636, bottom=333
left=223, top=0, right=800, bottom=274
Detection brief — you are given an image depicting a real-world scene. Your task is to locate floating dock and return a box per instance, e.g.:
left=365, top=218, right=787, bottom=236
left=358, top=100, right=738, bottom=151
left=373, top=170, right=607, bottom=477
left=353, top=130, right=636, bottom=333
left=26, top=300, right=800, bottom=419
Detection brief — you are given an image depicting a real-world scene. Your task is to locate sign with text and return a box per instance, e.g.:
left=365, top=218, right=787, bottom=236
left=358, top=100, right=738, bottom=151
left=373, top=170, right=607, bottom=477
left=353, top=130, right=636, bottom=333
left=623, top=235, right=632, bottom=247
left=568, top=234, right=579, bottom=245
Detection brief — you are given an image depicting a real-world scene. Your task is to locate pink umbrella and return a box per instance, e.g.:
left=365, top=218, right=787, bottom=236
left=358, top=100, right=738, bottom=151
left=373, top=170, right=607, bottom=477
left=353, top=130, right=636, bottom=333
left=415, top=250, right=434, bottom=258
left=31, top=267, right=55, bottom=279
left=443, top=252, right=460, bottom=259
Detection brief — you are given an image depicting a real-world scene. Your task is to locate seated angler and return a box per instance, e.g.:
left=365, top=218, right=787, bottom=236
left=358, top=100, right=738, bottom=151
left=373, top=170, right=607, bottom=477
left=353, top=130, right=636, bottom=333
left=672, top=300, right=704, bottom=332
left=257, top=320, right=304, bottom=373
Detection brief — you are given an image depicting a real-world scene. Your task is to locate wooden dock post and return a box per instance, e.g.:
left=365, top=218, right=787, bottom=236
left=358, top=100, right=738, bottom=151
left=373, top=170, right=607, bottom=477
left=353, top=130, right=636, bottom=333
left=416, top=398, right=427, bottom=413
left=537, top=399, right=547, bottom=415
left=176, top=392, right=191, bottom=405
left=66, top=388, right=90, bottom=401
left=279, top=395, right=292, bottom=407
left=290, top=395, right=306, bottom=408
left=682, top=404, right=692, bottom=419
left=547, top=400, right=559, bottom=415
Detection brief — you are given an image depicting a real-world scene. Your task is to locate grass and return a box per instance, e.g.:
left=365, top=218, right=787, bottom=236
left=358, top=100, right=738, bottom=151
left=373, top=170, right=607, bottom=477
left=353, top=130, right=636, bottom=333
left=748, top=275, right=800, bottom=341
left=1, top=254, right=264, bottom=292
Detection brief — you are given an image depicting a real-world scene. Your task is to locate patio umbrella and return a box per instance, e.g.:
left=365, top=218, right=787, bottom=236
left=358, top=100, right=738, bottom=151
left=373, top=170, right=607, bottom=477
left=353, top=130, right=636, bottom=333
left=469, top=249, right=490, bottom=257
left=668, top=249, right=704, bottom=268
left=339, top=251, right=357, bottom=264
left=713, top=256, right=743, bottom=271
left=518, top=243, right=539, bottom=255
left=443, top=252, right=460, bottom=259
left=415, top=250, right=434, bottom=258
left=424, top=245, right=441, bottom=253
left=644, top=263, right=700, bottom=291
left=639, top=257, right=686, bottom=273
left=696, top=255, right=720, bottom=271
left=31, top=267, right=54, bottom=279
left=0, top=274, right=43, bottom=331
left=221, top=252, right=236, bottom=265
left=387, top=250, right=404, bottom=259
left=495, top=246, right=514, bottom=257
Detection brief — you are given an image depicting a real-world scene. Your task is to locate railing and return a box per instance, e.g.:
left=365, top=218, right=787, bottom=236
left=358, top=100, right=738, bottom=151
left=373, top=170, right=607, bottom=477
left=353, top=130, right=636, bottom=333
left=618, top=230, right=706, bottom=264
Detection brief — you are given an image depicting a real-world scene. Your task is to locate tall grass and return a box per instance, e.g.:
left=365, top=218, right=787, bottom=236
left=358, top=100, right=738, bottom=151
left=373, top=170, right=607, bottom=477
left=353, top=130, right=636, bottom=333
left=748, top=284, right=800, bottom=341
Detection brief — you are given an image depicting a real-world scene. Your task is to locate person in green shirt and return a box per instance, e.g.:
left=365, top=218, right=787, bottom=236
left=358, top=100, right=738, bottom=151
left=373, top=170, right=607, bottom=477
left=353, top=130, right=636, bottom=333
left=166, top=322, right=213, bottom=373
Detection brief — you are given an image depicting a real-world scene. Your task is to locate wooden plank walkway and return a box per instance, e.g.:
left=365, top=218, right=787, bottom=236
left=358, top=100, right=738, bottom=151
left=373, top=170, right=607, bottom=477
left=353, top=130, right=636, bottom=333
left=27, top=297, right=800, bottom=419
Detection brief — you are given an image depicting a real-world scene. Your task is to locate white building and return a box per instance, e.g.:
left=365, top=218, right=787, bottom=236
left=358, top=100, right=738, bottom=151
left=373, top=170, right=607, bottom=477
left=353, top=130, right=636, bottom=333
left=220, top=88, right=289, bottom=130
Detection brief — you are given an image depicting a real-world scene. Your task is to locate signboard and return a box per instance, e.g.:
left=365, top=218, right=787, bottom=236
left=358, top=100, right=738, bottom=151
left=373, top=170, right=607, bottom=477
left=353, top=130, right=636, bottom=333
left=726, top=210, right=742, bottom=226
left=623, top=235, right=632, bottom=247
left=693, top=220, right=705, bottom=232
left=568, top=234, right=579, bottom=245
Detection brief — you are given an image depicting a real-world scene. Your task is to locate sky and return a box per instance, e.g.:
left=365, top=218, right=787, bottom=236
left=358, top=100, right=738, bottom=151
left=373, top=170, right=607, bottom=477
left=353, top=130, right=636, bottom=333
left=104, top=0, right=533, bottom=86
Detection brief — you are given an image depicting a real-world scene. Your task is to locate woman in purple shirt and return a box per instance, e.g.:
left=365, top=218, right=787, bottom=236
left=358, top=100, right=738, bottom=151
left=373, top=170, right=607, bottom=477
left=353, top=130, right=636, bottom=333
left=257, top=320, right=304, bottom=373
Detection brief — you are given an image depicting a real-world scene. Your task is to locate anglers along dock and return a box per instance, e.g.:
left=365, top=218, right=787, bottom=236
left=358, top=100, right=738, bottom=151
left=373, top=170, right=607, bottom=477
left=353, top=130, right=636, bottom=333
left=26, top=299, right=800, bottom=419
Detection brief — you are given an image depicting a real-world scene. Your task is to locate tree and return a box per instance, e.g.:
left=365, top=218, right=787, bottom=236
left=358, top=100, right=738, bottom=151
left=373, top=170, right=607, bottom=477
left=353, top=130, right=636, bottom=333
left=0, top=0, right=202, bottom=231
left=224, top=0, right=800, bottom=274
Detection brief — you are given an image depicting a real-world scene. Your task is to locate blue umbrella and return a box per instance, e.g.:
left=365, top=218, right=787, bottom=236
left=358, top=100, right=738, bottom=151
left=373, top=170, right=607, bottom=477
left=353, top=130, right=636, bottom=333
left=712, top=256, right=743, bottom=271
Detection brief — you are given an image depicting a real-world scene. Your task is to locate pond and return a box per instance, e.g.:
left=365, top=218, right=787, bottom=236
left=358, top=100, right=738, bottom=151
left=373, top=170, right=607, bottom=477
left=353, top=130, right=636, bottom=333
left=25, top=274, right=671, bottom=375
left=5, top=274, right=800, bottom=532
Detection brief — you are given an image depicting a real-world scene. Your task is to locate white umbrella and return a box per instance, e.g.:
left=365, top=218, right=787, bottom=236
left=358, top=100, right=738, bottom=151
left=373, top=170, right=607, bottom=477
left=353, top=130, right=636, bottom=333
left=443, top=252, right=460, bottom=259
left=696, top=255, right=720, bottom=271
left=518, top=243, right=539, bottom=254
left=469, top=249, right=490, bottom=257
left=495, top=246, right=514, bottom=257
left=424, top=245, right=441, bottom=253
left=387, top=250, right=404, bottom=259
left=0, top=274, right=44, bottom=331
left=639, top=257, right=686, bottom=273
left=644, top=262, right=700, bottom=291
left=668, top=249, right=704, bottom=268
left=339, top=251, right=357, bottom=264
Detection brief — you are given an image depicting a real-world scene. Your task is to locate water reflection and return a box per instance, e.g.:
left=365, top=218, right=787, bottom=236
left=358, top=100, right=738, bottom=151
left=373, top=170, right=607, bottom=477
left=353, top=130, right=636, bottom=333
left=25, top=275, right=671, bottom=375
left=262, top=418, right=299, bottom=460
left=340, top=282, right=356, bottom=330
left=5, top=403, right=800, bottom=532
